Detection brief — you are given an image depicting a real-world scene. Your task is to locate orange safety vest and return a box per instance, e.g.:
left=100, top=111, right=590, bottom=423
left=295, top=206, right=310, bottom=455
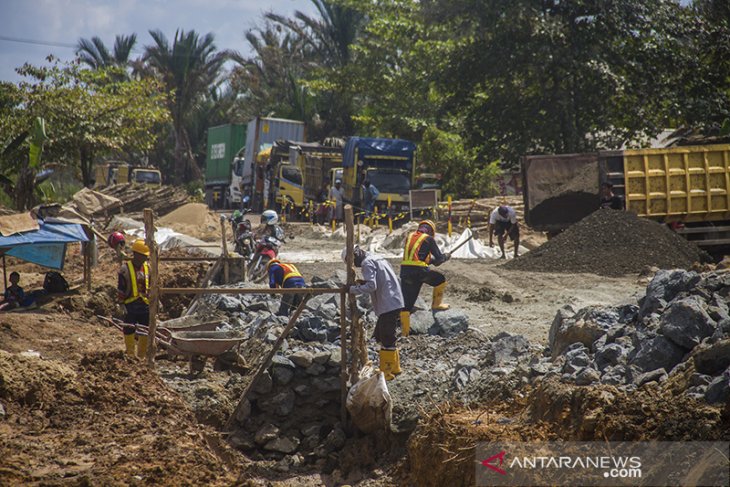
left=124, top=261, right=150, bottom=304
left=401, top=232, right=431, bottom=267
left=278, top=262, right=303, bottom=285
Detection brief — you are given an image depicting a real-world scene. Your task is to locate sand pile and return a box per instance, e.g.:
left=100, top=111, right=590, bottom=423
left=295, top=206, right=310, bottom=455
left=158, top=203, right=222, bottom=241
left=507, top=210, right=705, bottom=276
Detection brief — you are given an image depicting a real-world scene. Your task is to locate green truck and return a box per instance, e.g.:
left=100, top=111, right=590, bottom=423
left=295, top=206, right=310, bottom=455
left=205, top=124, right=246, bottom=209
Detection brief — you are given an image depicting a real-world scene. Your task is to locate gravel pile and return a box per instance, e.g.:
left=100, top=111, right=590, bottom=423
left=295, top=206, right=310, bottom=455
left=507, top=209, right=705, bottom=276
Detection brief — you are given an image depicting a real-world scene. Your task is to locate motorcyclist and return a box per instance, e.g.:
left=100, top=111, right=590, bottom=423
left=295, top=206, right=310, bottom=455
left=258, top=209, right=285, bottom=242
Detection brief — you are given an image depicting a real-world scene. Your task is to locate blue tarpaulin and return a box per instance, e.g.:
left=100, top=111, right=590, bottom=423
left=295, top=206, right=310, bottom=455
left=342, top=137, right=416, bottom=169
left=0, top=221, right=89, bottom=270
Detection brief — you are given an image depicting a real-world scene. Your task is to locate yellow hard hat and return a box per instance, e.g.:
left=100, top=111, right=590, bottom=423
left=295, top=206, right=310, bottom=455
left=418, top=219, right=436, bottom=235
left=131, top=239, right=150, bottom=256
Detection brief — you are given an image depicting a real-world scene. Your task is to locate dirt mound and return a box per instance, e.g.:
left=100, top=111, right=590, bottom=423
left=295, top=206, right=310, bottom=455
left=506, top=210, right=705, bottom=276
left=0, top=350, right=239, bottom=484
left=406, top=377, right=729, bottom=487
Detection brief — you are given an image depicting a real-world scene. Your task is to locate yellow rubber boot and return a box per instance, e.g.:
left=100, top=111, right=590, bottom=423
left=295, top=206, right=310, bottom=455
left=123, top=328, right=136, bottom=356
left=379, top=349, right=397, bottom=381
left=400, top=311, right=411, bottom=337
left=392, top=349, right=402, bottom=375
left=432, top=282, right=450, bottom=311
left=136, top=334, right=148, bottom=359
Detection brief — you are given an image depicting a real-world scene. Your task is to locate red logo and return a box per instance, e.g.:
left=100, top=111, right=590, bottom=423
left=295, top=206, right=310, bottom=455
left=482, top=450, right=507, bottom=475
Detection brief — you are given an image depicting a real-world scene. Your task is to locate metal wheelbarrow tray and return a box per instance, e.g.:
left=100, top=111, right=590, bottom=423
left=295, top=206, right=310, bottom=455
left=158, top=329, right=246, bottom=357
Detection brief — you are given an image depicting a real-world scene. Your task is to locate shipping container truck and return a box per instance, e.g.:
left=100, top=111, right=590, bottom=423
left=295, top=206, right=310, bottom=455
left=342, top=137, right=416, bottom=216
left=522, top=143, right=730, bottom=250
left=205, top=124, right=246, bottom=209
left=242, top=117, right=305, bottom=211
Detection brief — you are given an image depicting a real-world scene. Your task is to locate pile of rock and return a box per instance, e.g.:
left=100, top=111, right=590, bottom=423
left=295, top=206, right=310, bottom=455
left=229, top=345, right=346, bottom=471
left=537, top=269, right=730, bottom=403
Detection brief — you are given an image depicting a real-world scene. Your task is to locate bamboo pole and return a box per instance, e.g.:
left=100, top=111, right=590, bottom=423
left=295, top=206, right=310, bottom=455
left=2, top=255, right=6, bottom=293
left=160, top=287, right=341, bottom=295
left=220, top=218, right=229, bottom=284
left=158, top=256, right=245, bottom=262
left=144, top=208, right=160, bottom=367
left=224, top=295, right=311, bottom=432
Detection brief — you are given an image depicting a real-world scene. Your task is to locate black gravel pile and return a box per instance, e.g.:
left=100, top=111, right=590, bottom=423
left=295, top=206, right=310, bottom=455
left=506, top=210, right=705, bottom=276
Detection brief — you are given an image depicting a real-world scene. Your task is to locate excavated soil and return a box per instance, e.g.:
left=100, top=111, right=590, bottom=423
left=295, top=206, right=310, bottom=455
left=507, top=210, right=706, bottom=276
left=406, top=378, right=730, bottom=487
left=0, top=347, right=241, bottom=485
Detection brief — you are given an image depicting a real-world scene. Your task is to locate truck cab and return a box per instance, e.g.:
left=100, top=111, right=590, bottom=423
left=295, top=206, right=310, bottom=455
left=342, top=137, right=416, bottom=216
left=130, top=168, right=162, bottom=185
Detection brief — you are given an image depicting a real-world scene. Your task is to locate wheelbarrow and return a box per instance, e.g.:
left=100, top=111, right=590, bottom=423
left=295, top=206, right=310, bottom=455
left=156, top=329, right=246, bottom=357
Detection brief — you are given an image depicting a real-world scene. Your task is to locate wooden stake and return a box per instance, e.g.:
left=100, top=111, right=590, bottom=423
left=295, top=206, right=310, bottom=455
left=220, top=218, right=229, bottom=284
left=2, top=255, right=6, bottom=293
left=344, top=204, right=359, bottom=380
left=224, top=295, right=311, bottom=431
left=339, top=290, right=348, bottom=425
left=144, top=208, right=160, bottom=367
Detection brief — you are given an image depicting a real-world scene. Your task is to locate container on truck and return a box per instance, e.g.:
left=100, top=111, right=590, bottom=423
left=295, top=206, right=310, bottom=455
left=289, top=141, right=344, bottom=208
left=342, top=137, right=416, bottom=216
left=205, top=124, right=246, bottom=209
left=522, top=143, right=730, bottom=250
left=242, top=117, right=305, bottom=211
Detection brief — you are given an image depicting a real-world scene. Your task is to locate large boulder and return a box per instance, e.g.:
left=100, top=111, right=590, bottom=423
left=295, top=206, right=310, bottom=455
left=409, top=310, right=435, bottom=335
left=629, top=336, right=686, bottom=373
left=639, top=269, right=701, bottom=317
left=693, top=339, right=730, bottom=375
left=549, top=306, right=624, bottom=359
left=659, top=296, right=716, bottom=350
left=429, top=309, right=469, bottom=337
left=488, top=334, right=530, bottom=366
left=594, top=343, right=629, bottom=371
left=704, top=368, right=730, bottom=404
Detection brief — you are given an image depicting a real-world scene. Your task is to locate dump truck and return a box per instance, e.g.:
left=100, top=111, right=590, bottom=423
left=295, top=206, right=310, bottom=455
left=253, top=140, right=344, bottom=217
left=243, top=117, right=305, bottom=211
left=342, top=137, right=416, bottom=216
left=205, top=124, right=246, bottom=209
left=94, top=162, right=162, bottom=187
left=522, top=143, right=730, bottom=250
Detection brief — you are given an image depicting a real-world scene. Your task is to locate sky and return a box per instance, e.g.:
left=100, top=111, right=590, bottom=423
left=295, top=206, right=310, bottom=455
left=0, top=0, right=318, bottom=83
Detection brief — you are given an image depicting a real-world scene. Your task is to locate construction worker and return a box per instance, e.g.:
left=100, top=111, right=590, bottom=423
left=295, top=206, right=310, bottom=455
left=329, top=179, right=344, bottom=222
left=267, top=258, right=306, bottom=316
left=117, top=239, right=150, bottom=357
left=107, top=231, right=128, bottom=263
left=343, top=246, right=404, bottom=380
left=399, top=219, right=451, bottom=336
left=488, top=205, right=520, bottom=259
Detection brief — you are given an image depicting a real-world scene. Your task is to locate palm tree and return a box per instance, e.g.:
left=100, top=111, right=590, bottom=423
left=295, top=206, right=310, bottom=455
left=144, top=29, right=229, bottom=183
left=266, top=0, right=365, bottom=68
left=76, top=34, right=137, bottom=69
left=231, top=24, right=312, bottom=121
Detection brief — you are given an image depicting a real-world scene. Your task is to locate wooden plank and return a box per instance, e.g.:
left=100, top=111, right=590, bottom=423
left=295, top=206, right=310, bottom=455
left=224, top=295, right=311, bottom=432
left=161, top=287, right=342, bottom=295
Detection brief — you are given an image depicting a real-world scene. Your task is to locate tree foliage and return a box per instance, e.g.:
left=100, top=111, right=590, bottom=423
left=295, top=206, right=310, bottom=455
left=1, top=58, right=169, bottom=207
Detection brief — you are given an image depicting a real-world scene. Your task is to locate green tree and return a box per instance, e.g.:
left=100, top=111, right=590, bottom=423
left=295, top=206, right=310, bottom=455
left=144, top=29, right=228, bottom=183
left=4, top=59, right=170, bottom=205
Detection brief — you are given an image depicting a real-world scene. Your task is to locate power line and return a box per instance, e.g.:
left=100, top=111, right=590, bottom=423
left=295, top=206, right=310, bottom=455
left=0, top=35, right=77, bottom=49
